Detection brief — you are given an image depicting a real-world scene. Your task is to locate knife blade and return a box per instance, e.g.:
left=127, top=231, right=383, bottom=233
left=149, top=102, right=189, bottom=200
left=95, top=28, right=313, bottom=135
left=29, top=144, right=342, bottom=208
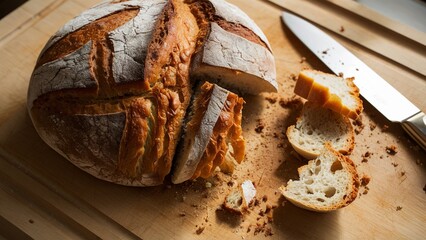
left=282, top=11, right=426, bottom=150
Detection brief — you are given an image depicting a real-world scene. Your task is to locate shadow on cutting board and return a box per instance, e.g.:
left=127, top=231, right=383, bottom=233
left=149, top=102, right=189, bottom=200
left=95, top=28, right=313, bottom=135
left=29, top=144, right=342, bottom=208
left=273, top=196, right=341, bottom=239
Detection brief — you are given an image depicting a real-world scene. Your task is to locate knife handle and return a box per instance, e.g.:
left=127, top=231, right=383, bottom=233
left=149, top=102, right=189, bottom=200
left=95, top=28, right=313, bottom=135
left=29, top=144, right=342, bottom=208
left=402, top=112, right=426, bottom=151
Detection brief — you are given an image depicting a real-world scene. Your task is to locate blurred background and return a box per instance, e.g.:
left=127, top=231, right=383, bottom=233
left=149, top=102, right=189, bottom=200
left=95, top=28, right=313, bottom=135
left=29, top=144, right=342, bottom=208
left=0, top=0, right=425, bottom=32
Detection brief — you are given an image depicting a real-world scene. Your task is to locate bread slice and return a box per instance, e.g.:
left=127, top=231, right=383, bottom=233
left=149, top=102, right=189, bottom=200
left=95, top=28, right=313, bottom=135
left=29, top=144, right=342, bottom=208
left=223, top=180, right=256, bottom=214
left=294, top=69, right=363, bottom=119
left=172, top=82, right=245, bottom=184
left=279, top=143, right=359, bottom=212
left=287, top=102, right=354, bottom=159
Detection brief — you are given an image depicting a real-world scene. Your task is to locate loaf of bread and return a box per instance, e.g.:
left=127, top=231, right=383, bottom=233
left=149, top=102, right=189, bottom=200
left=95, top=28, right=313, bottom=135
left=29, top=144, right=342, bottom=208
left=27, top=0, right=277, bottom=186
left=279, top=143, right=359, bottom=212
left=286, top=102, right=355, bottom=159
left=294, top=69, right=363, bottom=119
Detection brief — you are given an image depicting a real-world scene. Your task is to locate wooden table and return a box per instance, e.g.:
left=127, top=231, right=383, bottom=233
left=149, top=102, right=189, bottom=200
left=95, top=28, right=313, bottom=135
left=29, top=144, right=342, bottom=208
left=0, top=0, right=425, bottom=239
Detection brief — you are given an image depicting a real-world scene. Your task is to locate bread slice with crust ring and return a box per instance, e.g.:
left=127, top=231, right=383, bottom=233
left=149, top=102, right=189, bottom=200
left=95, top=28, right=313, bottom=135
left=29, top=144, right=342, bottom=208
left=279, top=143, right=360, bottom=212
left=294, top=69, right=363, bottom=120
left=286, top=102, right=355, bottom=159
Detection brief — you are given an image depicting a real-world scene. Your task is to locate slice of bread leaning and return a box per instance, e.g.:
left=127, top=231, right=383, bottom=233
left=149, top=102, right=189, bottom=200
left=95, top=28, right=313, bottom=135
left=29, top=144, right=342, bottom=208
left=286, top=102, right=355, bottom=159
left=279, top=143, right=360, bottom=212
left=172, top=81, right=245, bottom=184
left=294, top=69, right=363, bottom=119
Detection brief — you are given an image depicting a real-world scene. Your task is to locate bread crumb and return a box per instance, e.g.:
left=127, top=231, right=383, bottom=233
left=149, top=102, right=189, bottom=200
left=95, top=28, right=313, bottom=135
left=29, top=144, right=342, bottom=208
left=262, top=195, right=268, bottom=202
left=360, top=175, right=370, bottom=186
left=196, top=226, right=205, bottom=235
left=279, top=96, right=302, bottom=108
left=265, top=95, right=277, bottom=104
left=255, top=121, right=265, bottom=133
left=352, top=116, right=364, bottom=134
left=290, top=73, right=297, bottom=81
left=300, top=57, right=306, bottom=63
left=339, top=26, right=345, bottom=32
left=361, top=151, right=371, bottom=163
left=369, top=122, right=376, bottom=131
left=382, top=124, right=389, bottom=131
left=179, top=211, right=186, bottom=217
left=386, top=145, right=398, bottom=155
left=396, top=206, right=402, bottom=211
left=423, top=184, right=426, bottom=193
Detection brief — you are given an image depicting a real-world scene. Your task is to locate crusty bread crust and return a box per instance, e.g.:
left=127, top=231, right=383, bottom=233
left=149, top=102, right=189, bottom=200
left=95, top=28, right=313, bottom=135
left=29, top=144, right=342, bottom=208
left=294, top=69, right=363, bottom=119
left=280, top=143, right=360, bottom=212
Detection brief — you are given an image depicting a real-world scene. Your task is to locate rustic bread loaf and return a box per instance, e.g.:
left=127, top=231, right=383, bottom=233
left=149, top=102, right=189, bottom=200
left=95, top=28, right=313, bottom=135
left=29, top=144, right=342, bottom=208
left=294, top=69, right=363, bottom=119
left=286, top=102, right=355, bottom=159
left=279, top=143, right=360, bottom=212
left=27, top=0, right=276, bottom=186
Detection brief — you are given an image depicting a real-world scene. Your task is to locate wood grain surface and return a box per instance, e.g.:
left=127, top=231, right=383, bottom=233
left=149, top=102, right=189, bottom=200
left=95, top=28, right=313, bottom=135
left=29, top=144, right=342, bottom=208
left=0, top=0, right=425, bottom=239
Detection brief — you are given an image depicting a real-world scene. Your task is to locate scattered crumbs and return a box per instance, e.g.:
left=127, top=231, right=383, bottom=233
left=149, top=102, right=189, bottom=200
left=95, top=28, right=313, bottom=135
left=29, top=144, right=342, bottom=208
left=265, top=95, right=277, bottom=104
left=262, top=195, right=268, bottom=202
left=289, top=73, right=297, bottom=81
left=338, top=72, right=344, bottom=77
left=29, top=219, right=34, bottom=224
left=391, top=162, right=399, bottom=167
left=279, top=95, right=303, bottom=108
left=386, top=145, right=398, bottom=155
left=255, top=121, right=265, bottom=133
left=401, top=171, right=406, bottom=177
left=369, top=122, right=377, bottom=131
left=396, top=206, right=402, bottom=211
left=196, top=226, right=205, bottom=235
left=353, top=116, right=364, bottom=134
left=417, top=159, right=423, bottom=166
left=339, top=26, right=345, bottom=32
left=361, top=151, right=372, bottom=163
left=205, top=182, right=212, bottom=188
left=423, top=184, right=426, bottom=193
left=382, top=124, right=389, bottom=131
left=322, top=49, right=329, bottom=54
left=179, top=211, right=186, bottom=217
left=300, top=57, right=306, bottom=63
left=360, top=175, right=371, bottom=186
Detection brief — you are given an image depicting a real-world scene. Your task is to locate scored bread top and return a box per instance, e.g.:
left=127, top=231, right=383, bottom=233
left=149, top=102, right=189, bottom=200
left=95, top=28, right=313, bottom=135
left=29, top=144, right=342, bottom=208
left=27, top=0, right=275, bottom=186
left=294, top=69, right=363, bottom=119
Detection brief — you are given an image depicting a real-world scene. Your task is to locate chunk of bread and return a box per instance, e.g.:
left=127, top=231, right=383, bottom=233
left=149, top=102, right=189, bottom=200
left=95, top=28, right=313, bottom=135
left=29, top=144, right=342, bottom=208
left=286, top=102, right=354, bottom=159
left=172, top=82, right=244, bottom=184
left=279, top=143, right=359, bottom=212
left=294, top=69, right=363, bottom=119
left=223, top=180, right=256, bottom=214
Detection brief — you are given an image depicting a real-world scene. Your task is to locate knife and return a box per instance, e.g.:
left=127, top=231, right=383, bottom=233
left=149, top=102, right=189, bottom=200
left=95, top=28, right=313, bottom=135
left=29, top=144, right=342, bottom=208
left=282, top=11, right=426, bottom=151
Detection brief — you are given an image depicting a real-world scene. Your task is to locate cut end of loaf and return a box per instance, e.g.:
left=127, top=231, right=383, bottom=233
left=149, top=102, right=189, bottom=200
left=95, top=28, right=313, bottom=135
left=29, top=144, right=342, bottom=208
left=295, top=69, right=363, bottom=119
left=280, top=143, right=359, bottom=212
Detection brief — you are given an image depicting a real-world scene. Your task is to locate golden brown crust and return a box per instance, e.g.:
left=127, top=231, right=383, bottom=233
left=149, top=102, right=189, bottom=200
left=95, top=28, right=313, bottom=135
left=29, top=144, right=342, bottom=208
left=295, top=70, right=363, bottom=120
left=191, top=87, right=245, bottom=179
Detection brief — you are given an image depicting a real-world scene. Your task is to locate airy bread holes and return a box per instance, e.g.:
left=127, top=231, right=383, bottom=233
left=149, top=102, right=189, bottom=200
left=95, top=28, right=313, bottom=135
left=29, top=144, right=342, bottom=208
left=330, top=160, right=343, bottom=173
left=325, top=187, right=336, bottom=198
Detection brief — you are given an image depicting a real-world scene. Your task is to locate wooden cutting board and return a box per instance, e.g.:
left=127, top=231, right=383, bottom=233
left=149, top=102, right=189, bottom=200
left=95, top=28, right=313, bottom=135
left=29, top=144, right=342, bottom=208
left=0, top=0, right=425, bottom=239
